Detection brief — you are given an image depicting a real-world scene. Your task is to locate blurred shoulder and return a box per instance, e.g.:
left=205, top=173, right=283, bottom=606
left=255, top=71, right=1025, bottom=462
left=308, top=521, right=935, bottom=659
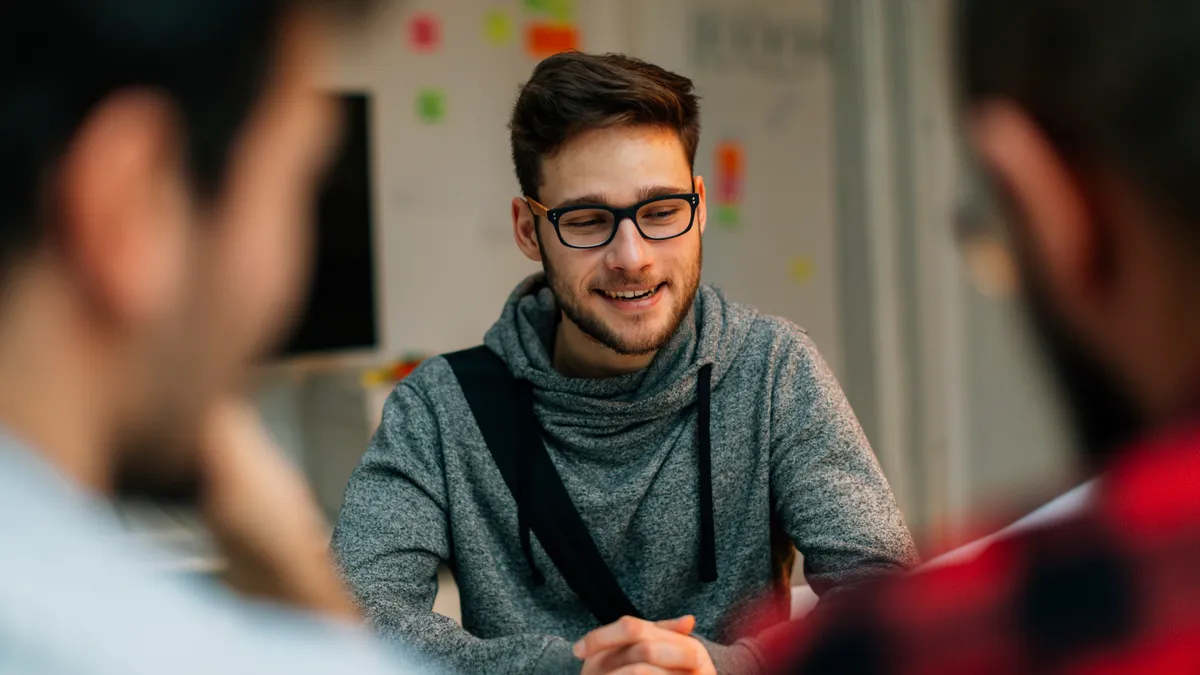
left=738, top=309, right=825, bottom=373
left=390, top=354, right=460, bottom=398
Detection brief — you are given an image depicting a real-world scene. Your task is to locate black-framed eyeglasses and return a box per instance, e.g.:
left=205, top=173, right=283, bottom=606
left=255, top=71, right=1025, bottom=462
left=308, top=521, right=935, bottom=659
left=525, top=189, right=701, bottom=249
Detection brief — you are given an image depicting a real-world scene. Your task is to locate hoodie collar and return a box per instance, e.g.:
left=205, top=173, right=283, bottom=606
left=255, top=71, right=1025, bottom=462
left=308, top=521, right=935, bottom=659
left=482, top=274, right=754, bottom=439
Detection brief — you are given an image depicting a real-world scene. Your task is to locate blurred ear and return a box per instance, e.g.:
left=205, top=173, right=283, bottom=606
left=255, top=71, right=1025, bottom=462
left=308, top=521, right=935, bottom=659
left=694, top=175, right=707, bottom=235
left=512, top=197, right=542, bottom=262
left=57, top=90, right=192, bottom=326
left=969, top=101, right=1098, bottom=316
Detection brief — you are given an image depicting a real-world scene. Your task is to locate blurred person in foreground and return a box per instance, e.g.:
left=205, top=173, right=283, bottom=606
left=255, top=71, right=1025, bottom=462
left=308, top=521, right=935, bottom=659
left=333, top=51, right=916, bottom=675
left=735, top=0, right=1200, bottom=672
left=0, top=1, right=425, bottom=673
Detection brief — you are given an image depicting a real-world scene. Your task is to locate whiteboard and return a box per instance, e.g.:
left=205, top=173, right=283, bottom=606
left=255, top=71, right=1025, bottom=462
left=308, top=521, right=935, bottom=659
left=632, top=0, right=841, bottom=372
left=325, top=0, right=841, bottom=373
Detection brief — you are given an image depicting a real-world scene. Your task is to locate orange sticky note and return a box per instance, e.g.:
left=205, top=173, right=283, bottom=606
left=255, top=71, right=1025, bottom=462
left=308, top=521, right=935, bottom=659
left=525, top=22, right=580, bottom=59
left=716, top=140, right=745, bottom=177
left=714, top=140, right=745, bottom=205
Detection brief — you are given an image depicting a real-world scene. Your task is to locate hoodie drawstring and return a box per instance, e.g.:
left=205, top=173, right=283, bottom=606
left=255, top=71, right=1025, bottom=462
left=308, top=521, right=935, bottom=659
left=697, top=363, right=718, bottom=583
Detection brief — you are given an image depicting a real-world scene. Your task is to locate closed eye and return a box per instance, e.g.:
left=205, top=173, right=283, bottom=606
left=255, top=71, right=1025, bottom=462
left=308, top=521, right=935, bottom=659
left=644, top=208, right=681, bottom=219
left=563, top=218, right=607, bottom=228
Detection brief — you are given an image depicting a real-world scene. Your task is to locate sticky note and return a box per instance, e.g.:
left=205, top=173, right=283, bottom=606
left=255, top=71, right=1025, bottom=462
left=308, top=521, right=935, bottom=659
left=714, top=140, right=746, bottom=206
left=416, top=88, right=447, bottom=124
left=715, top=140, right=745, bottom=177
left=409, top=14, right=441, bottom=52
left=484, top=10, right=514, bottom=46
left=717, top=175, right=743, bottom=206
left=524, top=0, right=546, bottom=11
left=526, top=22, right=580, bottom=59
left=789, top=256, right=815, bottom=283
left=716, top=205, right=741, bottom=228
left=546, top=0, right=576, bottom=21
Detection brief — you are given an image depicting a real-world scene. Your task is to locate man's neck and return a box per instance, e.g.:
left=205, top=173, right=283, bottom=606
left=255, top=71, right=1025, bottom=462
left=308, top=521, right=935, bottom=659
left=552, top=315, right=655, bottom=379
left=0, top=275, right=115, bottom=495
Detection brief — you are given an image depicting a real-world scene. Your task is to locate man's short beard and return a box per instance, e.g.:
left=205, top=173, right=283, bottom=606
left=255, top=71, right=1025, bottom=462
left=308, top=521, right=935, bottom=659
left=995, top=197, right=1145, bottom=469
left=1018, top=266, right=1145, bottom=469
left=113, top=430, right=204, bottom=506
left=111, top=352, right=209, bottom=506
left=536, top=224, right=702, bottom=357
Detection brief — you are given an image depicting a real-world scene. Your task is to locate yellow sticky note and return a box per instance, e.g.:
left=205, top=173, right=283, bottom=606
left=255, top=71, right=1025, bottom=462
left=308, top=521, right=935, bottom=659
left=484, top=10, right=514, bottom=46
left=789, top=256, right=815, bottom=284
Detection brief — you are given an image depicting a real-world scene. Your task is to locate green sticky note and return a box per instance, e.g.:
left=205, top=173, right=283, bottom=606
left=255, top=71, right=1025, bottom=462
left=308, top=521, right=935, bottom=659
left=416, top=88, right=446, bottom=124
left=484, top=10, right=513, bottom=45
left=523, top=0, right=546, bottom=12
left=546, top=0, right=575, bottom=21
left=716, top=204, right=741, bottom=227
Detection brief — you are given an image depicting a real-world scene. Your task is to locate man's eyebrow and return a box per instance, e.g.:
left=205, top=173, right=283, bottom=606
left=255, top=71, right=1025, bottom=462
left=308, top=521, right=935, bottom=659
left=553, top=185, right=693, bottom=209
left=638, top=184, right=692, bottom=201
left=554, top=194, right=610, bottom=209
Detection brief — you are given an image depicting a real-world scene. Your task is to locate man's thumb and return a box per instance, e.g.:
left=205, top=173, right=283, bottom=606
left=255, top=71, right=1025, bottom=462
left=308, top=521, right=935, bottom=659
left=656, top=615, right=697, bottom=635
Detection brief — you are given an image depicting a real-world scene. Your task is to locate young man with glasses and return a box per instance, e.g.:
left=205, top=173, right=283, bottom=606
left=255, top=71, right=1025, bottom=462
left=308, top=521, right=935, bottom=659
left=333, top=52, right=918, bottom=675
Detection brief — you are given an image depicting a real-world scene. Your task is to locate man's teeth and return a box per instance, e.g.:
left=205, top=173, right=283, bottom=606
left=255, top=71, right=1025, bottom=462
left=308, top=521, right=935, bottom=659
left=605, top=287, right=658, bottom=300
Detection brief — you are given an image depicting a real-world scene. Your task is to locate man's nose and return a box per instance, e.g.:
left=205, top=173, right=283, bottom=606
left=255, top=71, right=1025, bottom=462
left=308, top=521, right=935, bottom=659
left=605, top=218, right=652, bottom=272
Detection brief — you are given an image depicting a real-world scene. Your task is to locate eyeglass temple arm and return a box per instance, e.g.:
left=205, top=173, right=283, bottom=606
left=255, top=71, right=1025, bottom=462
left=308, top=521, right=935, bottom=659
left=525, top=197, right=550, bottom=218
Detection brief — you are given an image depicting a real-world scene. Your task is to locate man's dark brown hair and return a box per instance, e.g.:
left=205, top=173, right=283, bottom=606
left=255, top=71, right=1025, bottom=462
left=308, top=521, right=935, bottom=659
left=509, top=51, right=701, bottom=201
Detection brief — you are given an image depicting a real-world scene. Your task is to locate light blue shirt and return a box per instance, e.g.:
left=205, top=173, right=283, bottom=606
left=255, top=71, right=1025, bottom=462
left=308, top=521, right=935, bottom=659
left=0, top=433, right=428, bottom=675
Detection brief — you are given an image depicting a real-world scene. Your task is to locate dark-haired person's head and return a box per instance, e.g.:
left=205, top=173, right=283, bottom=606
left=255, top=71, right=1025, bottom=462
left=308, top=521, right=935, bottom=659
left=0, top=1, right=347, bottom=499
left=958, top=0, right=1200, bottom=465
left=508, top=52, right=705, bottom=358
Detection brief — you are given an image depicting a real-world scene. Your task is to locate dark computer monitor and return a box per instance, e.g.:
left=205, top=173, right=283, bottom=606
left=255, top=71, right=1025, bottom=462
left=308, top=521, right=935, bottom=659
left=276, top=92, right=379, bottom=358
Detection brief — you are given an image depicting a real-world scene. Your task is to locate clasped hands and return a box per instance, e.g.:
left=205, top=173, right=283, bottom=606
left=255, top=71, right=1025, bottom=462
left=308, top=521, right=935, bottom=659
left=574, top=615, right=717, bottom=675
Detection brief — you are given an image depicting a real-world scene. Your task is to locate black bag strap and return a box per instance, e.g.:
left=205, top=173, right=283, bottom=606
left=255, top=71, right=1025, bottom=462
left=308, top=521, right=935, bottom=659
left=444, top=346, right=643, bottom=624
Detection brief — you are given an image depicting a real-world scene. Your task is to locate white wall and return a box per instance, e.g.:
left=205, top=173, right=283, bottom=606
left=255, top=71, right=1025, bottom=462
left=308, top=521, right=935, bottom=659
left=328, top=0, right=540, bottom=357
left=320, top=0, right=843, bottom=368
left=960, top=277, right=1076, bottom=513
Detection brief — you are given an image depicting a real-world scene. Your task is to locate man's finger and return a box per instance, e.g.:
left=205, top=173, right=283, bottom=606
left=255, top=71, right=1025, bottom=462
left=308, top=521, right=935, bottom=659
left=575, top=615, right=705, bottom=659
left=655, top=615, right=696, bottom=635
left=605, top=665, right=675, bottom=675
left=575, top=616, right=651, bottom=658
left=595, top=640, right=702, bottom=672
left=577, top=615, right=705, bottom=659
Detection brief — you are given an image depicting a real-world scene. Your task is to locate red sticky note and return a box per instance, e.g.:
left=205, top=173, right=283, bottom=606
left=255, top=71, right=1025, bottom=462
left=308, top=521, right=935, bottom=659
left=718, top=175, right=743, bottom=204
left=525, top=22, right=580, bottom=59
left=714, top=140, right=745, bottom=205
left=409, top=14, right=442, bottom=52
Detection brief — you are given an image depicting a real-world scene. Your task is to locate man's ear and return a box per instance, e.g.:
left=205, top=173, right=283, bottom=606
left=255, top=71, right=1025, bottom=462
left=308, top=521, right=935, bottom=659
left=57, top=89, right=192, bottom=325
left=512, top=197, right=543, bottom=262
left=694, top=175, right=707, bottom=235
left=970, top=101, right=1099, bottom=313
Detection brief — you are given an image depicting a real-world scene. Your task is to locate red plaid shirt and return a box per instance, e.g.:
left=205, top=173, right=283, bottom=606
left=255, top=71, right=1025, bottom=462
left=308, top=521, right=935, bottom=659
left=764, top=422, right=1200, bottom=674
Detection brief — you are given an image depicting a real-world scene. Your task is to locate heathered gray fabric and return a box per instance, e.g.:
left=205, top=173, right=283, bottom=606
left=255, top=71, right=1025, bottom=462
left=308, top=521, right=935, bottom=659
left=332, top=274, right=918, bottom=675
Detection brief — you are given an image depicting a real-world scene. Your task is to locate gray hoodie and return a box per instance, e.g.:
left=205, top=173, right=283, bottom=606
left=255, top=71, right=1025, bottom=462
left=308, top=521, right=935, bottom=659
left=332, top=275, right=918, bottom=675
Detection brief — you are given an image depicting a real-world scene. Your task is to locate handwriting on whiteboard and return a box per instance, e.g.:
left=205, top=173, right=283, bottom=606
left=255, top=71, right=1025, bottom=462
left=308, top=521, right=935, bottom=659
left=689, top=8, right=826, bottom=77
